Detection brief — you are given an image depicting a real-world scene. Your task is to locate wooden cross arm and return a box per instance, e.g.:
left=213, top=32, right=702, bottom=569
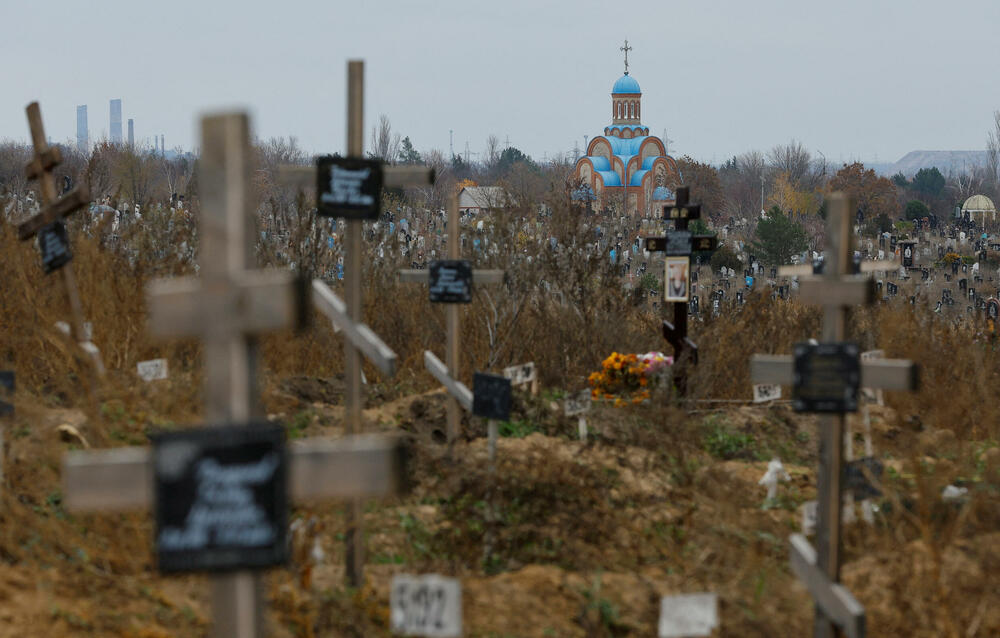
left=277, top=164, right=435, bottom=189
left=25, top=145, right=61, bottom=180
left=312, top=279, right=397, bottom=376
left=62, top=433, right=408, bottom=512
left=789, top=534, right=866, bottom=638
left=799, top=277, right=876, bottom=306
left=17, top=185, right=91, bottom=239
left=147, top=270, right=302, bottom=337
left=750, top=355, right=919, bottom=391
left=423, top=350, right=473, bottom=411
left=779, top=261, right=899, bottom=277
left=398, top=269, right=505, bottom=285
left=859, top=260, right=899, bottom=273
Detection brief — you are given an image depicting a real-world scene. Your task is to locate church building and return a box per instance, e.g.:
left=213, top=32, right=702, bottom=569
left=572, top=43, right=680, bottom=217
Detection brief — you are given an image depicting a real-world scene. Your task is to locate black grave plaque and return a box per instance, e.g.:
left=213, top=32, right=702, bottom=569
left=429, top=260, right=472, bottom=303
left=844, top=456, right=884, bottom=500
left=644, top=236, right=667, bottom=252
left=316, top=156, right=383, bottom=219
left=691, top=235, right=718, bottom=252
left=472, top=372, right=511, bottom=421
left=792, top=342, right=861, bottom=413
left=666, top=230, right=692, bottom=256
left=152, top=423, right=288, bottom=574
left=38, top=221, right=72, bottom=274
left=0, top=371, right=13, bottom=417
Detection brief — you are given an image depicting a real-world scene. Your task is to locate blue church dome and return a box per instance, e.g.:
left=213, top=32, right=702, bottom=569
left=612, top=74, right=641, bottom=94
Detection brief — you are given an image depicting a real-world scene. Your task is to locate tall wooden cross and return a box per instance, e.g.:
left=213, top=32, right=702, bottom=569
left=750, top=193, right=919, bottom=638
left=62, top=111, right=408, bottom=638
left=279, top=60, right=435, bottom=587
left=18, top=102, right=104, bottom=376
left=398, top=194, right=504, bottom=455
left=644, top=186, right=718, bottom=396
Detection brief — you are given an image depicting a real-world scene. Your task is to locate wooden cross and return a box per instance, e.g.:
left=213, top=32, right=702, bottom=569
left=643, top=186, right=717, bottom=396
left=750, top=193, right=919, bottom=638
left=61, top=111, right=408, bottom=638
left=398, top=193, right=504, bottom=455
left=279, top=60, right=435, bottom=587
left=19, top=102, right=104, bottom=376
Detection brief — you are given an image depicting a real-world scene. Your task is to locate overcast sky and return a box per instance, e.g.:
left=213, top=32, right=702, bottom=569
left=3, top=0, right=999, bottom=166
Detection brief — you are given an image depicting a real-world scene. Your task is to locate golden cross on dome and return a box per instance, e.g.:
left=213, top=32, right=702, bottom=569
left=620, top=39, right=632, bottom=74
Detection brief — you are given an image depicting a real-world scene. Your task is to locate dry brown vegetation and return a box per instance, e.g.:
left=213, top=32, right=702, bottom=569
left=0, top=163, right=998, bottom=637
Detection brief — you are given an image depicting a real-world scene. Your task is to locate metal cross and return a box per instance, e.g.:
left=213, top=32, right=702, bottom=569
left=643, top=186, right=716, bottom=396
left=620, top=39, right=632, bottom=74
left=750, top=193, right=919, bottom=638
left=62, top=110, right=407, bottom=638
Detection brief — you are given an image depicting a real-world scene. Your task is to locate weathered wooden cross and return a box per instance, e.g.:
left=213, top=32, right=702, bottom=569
left=398, top=193, right=504, bottom=455
left=750, top=193, right=919, bottom=638
left=19, top=102, right=104, bottom=377
left=62, top=111, right=407, bottom=638
left=643, top=186, right=717, bottom=396
left=279, top=60, right=434, bottom=587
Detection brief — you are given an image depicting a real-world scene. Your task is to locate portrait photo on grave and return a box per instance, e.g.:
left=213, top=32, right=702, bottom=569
left=665, top=256, right=690, bottom=302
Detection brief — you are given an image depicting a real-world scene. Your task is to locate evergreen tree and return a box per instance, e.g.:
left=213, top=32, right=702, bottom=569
left=752, top=206, right=809, bottom=265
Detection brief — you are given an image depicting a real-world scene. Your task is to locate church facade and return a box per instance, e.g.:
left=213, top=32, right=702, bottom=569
left=572, top=60, right=680, bottom=217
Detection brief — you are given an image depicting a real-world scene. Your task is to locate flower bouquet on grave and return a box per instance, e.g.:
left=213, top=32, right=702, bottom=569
left=587, top=351, right=673, bottom=406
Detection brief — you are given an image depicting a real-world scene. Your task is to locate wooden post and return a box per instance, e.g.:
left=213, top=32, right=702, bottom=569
left=750, top=193, right=919, bottom=638
left=19, top=102, right=103, bottom=379
left=343, top=59, right=367, bottom=588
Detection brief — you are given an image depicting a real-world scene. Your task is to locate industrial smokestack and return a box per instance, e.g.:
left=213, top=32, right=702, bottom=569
left=109, top=99, right=122, bottom=143
left=127, top=119, right=134, bottom=148
left=76, top=105, right=88, bottom=152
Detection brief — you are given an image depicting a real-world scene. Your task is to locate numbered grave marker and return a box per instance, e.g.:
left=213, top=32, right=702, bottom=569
left=502, top=362, right=537, bottom=394
left=792, top=342, right=861, bottom=413
left=390, top=574, right=462, bottom=638
left=753, top=383, right=781, bottom=403
left=564, top=388, right=592, bottom=441
left=153, top=423, right=288, bottom=573
left=429, top=260, right=472, bottom=303
left=137, top=358, right=169, bottom=382
left=316, top=156, right=383, bottom=219
left=658, top=592, right=718, bottom=638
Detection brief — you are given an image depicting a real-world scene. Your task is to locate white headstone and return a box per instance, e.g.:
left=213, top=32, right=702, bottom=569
left=801, top=500, right=817, bottom=536
left=658, top=593, right=718, bottom=638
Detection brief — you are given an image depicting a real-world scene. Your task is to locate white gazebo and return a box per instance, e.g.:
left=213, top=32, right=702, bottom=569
left=961, top=194, right=996, bottom=222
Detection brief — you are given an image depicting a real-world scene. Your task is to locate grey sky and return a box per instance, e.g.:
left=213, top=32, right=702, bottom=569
left=3, top=0, right=999, bottom=166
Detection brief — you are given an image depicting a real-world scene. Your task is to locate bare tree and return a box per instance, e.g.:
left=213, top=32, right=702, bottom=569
left=767, top=140, right=813, bottom=187
left=369, top=114, right=401, bottom=164
left=485, top=135, right=500, bottom=170
left=987, top=110, right=1000, bottom=196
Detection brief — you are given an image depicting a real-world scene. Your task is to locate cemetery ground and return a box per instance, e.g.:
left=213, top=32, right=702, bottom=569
left=0, top=219, right=999, bottom=637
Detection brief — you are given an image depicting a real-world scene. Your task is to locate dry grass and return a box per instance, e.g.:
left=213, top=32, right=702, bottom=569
left=0, top=190, right=997, bottom=636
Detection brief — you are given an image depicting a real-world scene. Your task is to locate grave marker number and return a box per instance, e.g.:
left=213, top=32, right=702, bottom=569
left=390, top=574, right=462, bottom=637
